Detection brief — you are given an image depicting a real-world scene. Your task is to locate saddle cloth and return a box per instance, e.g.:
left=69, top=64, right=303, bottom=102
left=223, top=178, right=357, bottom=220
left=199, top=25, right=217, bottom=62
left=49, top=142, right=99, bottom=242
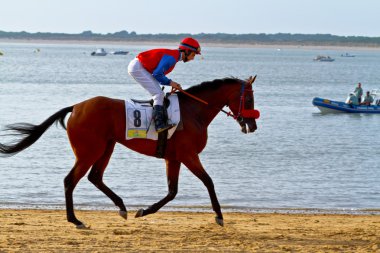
left=125, top=94, right=180, bottom=140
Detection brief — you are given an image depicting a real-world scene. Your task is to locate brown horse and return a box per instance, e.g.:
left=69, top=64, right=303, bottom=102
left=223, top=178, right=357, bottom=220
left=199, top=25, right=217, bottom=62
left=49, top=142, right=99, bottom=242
left=0, top=76, right=259, bottom=228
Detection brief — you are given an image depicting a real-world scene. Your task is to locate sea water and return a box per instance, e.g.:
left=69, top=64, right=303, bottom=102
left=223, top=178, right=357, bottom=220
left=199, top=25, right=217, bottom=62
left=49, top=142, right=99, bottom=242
left=0, top=42, right=379, bottom=214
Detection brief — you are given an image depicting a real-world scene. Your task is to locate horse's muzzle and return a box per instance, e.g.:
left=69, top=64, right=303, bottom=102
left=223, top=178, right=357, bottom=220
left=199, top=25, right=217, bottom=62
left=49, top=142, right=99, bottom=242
left=237, top=109, right=259, bottom=134
left=238, top=118, right=257, bottom=134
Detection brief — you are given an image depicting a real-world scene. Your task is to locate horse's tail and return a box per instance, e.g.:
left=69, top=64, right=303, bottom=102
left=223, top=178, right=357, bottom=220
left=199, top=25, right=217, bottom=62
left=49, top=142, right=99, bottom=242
left=0, top=106, right=73, bottom=157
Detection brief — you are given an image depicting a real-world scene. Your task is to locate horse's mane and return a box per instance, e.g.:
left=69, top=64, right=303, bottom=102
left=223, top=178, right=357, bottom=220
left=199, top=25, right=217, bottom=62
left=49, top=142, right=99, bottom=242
left=182, top=77, right=242, bottom=95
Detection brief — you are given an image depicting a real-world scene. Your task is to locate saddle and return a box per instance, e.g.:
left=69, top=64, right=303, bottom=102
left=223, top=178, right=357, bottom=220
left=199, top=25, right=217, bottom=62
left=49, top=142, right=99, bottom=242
left=130, top=96, right=171, bottom=108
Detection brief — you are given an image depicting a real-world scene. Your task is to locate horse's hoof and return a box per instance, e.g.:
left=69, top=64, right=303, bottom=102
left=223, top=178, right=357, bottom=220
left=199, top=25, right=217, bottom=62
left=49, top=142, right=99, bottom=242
left=215, top=217, right=224, bottom=226
left=119, top=210, right=128, bottom=220
left=135, top=209, right=144, bottom=218
left=76, top=223, right=90, bottom=229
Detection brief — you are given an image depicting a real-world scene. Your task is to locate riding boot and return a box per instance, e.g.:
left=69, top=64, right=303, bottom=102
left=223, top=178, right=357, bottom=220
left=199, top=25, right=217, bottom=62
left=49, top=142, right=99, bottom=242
left=153, top=105, right=175, bottom=133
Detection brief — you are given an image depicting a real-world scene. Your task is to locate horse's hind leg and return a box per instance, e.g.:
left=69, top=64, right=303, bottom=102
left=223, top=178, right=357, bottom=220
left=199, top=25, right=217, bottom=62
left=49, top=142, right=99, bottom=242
left=136, top=159, right=181, bottom=217
left=87, top=141, right=128, bottom=220
left=64, top=160, right=93, bottom=228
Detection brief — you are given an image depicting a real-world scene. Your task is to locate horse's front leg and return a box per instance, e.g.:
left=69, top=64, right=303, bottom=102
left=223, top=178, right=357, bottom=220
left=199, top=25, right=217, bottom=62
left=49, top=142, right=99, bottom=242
left=182, top=154, right=224, bottom=226
left=135, top=159, right=181, bottom=217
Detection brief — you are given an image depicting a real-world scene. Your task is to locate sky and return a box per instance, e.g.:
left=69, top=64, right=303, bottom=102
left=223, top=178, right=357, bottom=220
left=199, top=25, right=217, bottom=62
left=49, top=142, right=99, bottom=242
left=1, top=0, right=379, bottom=37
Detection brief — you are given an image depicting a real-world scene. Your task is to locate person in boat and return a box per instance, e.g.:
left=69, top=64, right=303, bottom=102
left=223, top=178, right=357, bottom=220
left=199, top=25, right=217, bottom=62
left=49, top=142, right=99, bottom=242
left=347, top=93, right=359, bottom=106
left=360, top=91, right=374, bottom=106
left=354, top=83, right=363, bottom=104
left=127, top=37, right=201, bottom=133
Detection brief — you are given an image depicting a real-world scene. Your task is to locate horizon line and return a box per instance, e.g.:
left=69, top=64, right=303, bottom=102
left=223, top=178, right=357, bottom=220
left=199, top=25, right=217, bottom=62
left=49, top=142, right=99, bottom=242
left=1, top=30, right=379, bottom=38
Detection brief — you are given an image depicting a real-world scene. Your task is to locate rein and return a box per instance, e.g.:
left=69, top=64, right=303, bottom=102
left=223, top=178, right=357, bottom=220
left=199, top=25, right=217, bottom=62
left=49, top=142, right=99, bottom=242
left=171, top=79, right=260, bottom=121
left=171, top=87, right=208, bottom=105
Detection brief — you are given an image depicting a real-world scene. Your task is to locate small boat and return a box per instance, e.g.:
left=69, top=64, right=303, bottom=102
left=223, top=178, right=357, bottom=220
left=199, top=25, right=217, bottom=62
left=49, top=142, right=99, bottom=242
left=313, top=55, right=335, bottom=62
left=313, top=90, right=380, bottom=114
left=91, top=48, right=107, bottom=56
left=341, top=53, right=355, bottom=57
left=110, top=50, right=129, bottom=55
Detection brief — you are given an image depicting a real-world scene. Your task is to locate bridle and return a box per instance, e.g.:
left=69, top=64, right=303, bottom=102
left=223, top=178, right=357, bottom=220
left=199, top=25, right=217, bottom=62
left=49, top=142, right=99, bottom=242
left=221, top=80, right=260, bottom=122
left=171, top=76, right=260, bottom=122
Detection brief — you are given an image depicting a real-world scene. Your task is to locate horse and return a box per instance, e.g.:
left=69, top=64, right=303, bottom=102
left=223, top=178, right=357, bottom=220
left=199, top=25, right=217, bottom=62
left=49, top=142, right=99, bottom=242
left=0, top=76, right=259, bottom=228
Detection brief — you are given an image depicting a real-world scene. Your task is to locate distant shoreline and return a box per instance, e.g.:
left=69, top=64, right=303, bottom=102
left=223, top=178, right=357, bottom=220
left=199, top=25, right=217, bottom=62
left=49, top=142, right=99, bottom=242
left=1, top=38, right=380, bottom=51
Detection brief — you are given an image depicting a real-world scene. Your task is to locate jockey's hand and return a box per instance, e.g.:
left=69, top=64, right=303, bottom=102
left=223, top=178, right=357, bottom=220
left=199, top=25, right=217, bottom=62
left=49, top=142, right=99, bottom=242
left=170, top=81, right=182, bottom=90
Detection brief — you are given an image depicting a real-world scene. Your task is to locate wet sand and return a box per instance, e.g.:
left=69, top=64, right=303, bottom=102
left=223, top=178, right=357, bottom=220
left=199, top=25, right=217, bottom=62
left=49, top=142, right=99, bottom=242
left=0, top=209, right=379, bottom=252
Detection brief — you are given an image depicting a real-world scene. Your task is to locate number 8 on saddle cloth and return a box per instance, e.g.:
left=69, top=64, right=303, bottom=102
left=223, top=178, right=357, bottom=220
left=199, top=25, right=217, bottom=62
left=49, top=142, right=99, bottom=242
left=125, top=94, right=181, bottom=140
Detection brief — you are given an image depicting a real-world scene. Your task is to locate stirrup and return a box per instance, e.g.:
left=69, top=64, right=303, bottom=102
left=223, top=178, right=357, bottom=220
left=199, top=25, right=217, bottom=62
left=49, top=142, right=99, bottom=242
left=156, top=123, right=175, bottom=133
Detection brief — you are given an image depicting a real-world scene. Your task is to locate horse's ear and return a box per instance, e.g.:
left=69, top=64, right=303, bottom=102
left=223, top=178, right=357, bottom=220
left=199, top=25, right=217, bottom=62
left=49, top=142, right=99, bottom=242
left=248, top=75, right=257, bottom=85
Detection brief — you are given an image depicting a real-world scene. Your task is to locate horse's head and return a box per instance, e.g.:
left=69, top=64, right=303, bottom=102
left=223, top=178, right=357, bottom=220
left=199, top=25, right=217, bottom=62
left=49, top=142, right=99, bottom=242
left=226, top=76, right=260, bottom=134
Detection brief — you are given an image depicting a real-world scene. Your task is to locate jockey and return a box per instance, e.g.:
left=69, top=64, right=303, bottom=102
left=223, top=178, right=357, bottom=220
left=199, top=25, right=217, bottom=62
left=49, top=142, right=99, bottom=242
left=128, top=37, right=201, bottom=133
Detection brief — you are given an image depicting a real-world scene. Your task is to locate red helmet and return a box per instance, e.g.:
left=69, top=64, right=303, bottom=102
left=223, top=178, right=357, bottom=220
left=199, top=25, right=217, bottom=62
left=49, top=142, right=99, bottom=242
left=179, top=37, right=201, bottom=54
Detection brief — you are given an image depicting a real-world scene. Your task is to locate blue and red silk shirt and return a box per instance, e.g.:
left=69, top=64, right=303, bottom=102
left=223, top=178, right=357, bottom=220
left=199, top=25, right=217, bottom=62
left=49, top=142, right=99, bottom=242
left=137, top=49, right=181, bottom=86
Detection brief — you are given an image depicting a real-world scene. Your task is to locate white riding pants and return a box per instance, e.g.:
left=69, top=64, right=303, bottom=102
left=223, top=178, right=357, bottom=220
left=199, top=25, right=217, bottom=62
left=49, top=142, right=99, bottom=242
left=128, top=58, right=165, bottom=106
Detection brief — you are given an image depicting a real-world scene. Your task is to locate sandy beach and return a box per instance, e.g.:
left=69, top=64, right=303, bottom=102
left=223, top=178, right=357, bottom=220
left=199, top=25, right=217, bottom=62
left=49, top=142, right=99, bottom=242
left=0, top=209, right=379, bottom=252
